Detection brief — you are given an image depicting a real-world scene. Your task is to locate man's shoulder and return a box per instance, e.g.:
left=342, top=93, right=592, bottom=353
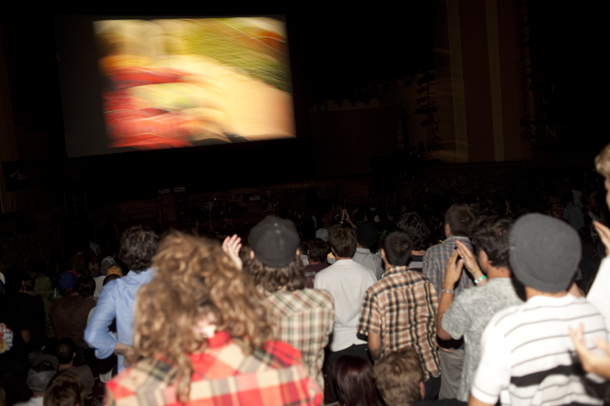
left=268, top=289, right=334, bottom=311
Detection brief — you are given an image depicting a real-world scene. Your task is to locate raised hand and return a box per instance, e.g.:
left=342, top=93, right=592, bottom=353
left=594, top=221, right=610, bottom=256
left=443, top=250, right=464, bottom=290
left=222, top=234, right=242, bottom=270
left=455, top=240, right=483, bottom=278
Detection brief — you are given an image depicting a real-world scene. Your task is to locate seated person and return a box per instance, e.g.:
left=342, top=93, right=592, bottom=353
left=105, top=232, right=322, bottom=406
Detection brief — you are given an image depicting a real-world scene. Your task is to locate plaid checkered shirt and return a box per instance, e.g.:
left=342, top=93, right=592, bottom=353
left=422, top=236, right=475, bottom=297
left=263, top=289, right=334, bottom=390
left=104, top=331, right=322, bottom=406
left=357, top=266, right=440, bottom=380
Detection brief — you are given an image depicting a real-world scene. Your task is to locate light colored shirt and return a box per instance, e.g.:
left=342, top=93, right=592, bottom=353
left=442, top=278, right=522, bottom=401
left=15, top=396, right=43, bottom=406
left=85, top=269, right=154, bottom=372
left=472, top=294, right=607, bottom=406
left=352, top=248, right=384, bottom=280
left=314, top=259, right=376, bottom=352
left=587, top=255, right=610, bottom=331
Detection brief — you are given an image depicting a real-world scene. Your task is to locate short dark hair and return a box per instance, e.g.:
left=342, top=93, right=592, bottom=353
left=397, top=213, right=430, bottom=251
left=76, top=276, right=95, bottom=297
left=445, top=203, right=477, bottom=237
left=471, top=216, right=514, bottom=269
left=44, top=370, right=85, bottom=406
left=329, top=224, right=357, bottom=258
left=103, top=274, right=120, bottom=286
left=372, top=348, right=423, bottom=406
left=247, top=256, right=306, bottom=293
left=307, top=240, right=329, bottom=263
left=382, top=230, right=412, bottom=267
left=119, top=225, right=158, bottom=272
left=333, top=356, right=384, bottom=406
left=55, top=338, right=76, bottom=365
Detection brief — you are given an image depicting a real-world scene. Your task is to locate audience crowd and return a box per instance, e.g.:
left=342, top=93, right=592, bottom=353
left=1, top=144, right=610, bottom=406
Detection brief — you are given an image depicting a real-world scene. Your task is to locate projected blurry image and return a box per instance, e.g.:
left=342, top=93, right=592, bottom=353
left=94, top=18, right=295, bottom=150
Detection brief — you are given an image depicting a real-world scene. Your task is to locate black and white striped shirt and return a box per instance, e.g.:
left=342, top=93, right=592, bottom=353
left=472, top=294, right=608, bottom=406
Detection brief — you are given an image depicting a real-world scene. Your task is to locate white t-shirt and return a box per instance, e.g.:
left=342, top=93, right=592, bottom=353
left=472, top=294, right=608, bottom=406
left=587, top=255, right=610, bottom=331
left=314, top=259, right=376, bottom=352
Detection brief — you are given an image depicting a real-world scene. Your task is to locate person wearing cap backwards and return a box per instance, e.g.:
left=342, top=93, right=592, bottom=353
left=469, top=214, right=608, bottom=406
left=314, top=224, right=377, bottom=401
left=224, top=215, right=334, bottom=394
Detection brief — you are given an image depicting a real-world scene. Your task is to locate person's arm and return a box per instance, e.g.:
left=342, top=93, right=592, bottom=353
left=570, top=324, right=610, bottom=379
left=469, top=394, right=495, bottom=406
left=437, top=250, right=463, bottom=340
left=84, top=284, right=119, bottom=360
left=455, top=240, right=487, bottom=286
left=368, top=332, right=382, bottom=361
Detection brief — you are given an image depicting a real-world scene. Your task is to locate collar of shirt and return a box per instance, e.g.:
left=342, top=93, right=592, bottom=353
left=355, top=247, right=371, bottom=254
left=208, top=330, right=231, bottom=348
left=383, top=265, right=409, bottom=277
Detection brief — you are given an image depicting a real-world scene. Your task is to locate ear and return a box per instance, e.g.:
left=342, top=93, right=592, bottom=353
left=444, top=223, right=451, bottom=237
left=250, top=251, right=255, bottom=260
left=296, top=248, right=301, bottom=257
left=380, top=249, right=386, bottom=261
left=478, top=249, right=489, bottom=265
left=419, top=381, right=425, bottom=400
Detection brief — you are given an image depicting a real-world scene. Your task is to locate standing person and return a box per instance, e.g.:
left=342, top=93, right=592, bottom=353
left=436, top=216, right=522, bottom=402
left=469, top=214, right=608, bottom=406
left=105, top=232, right=322, bottom=406
left=423, top=203, right=477, bottom=399
left=314, top=224, right=377, bottom=401
left=85, top=225, right=158, bottom=372
left=588, top=143, right=610, bottom=330
left=397, top=212, right=430, bottom=273
left=358, top=230, right=441, bottom=399
left=303, top=240, right=330, bottom=289
left=235, top=216, right=334, bottom=392
left=352, top=221, right=384, bottom=280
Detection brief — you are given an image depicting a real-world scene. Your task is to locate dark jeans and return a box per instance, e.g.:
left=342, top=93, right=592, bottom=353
left=324, top=343, right=371, bottom=403
left=424, top=374, right=442, bottom=400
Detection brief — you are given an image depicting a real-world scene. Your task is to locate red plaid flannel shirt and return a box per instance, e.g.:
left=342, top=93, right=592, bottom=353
left=104, top=331, right=322, bottom=406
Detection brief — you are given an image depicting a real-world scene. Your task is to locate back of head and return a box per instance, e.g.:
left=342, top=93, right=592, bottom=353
left=372, top=348, right=423, bottom=406
left=356, top=222, right=379, bottom=249
left=382, top=230, right=412, bottom=267
left=509, top=213, right=581, bottom=293
left=76, top=276, right=95, bottom=297
left=307, top=239, right=329, bottom=263
left=119, top=225, right=158, bottom=272
left=58, top=272, right=77, bottom=296
left=55, top=338, right=76, bottom=365
left=445, top=203, right=477, bottom=237
left=333, top=356, right=383, bottom=406
left=471, top=216, right=514, bottom=269
left=134, top=232, right=273, bottom=402
left=44, top=370, right=85, bottom=406
left=397, top=213, right=430, bottom=251
left=595, top=143, right=610, bottom=178
left=249, top=215, right=301, bottom=268
left=329, top=224, right=357, bottom=258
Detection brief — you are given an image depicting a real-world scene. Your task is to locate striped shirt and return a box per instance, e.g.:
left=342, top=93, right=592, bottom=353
left=357, top=266, right=440, bottom=380
left=263, top=289, right=334, bottom=390
left=472, top=294, right=608, bottom=406
left=104, top=331, right=322, bottom=406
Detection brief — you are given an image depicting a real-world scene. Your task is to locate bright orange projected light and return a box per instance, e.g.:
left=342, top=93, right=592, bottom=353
left=93, top=18, right=295, bottom=150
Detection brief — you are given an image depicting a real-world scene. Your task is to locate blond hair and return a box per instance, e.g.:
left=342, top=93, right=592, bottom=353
left=133, top=232, right=274, bottom=403
left=595, top=144, right=610, bottom=178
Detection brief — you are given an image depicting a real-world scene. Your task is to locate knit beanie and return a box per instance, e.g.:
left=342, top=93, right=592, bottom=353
left=509, top=213, right=580, bottom=293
